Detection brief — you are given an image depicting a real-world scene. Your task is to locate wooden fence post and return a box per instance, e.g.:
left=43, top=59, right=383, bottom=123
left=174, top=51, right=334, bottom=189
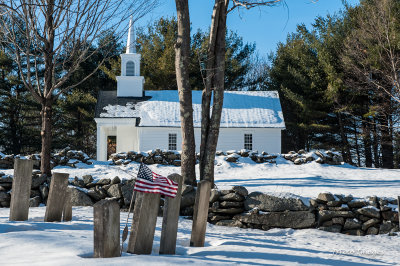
left=190, top=180, right=211, bottom=247
left=93, top=199, right=120, bottom=258
left=44, top=172, right=69, bottom=222
left=62, top=187, right=73, bottom=222
left=127, top=192, right=160, bottom=255
left=9, top=159, right=34, bottom=221
left=159, top=174, right=183, bottom=254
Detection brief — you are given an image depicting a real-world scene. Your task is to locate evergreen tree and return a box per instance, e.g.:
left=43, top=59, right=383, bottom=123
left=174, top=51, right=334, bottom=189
left=101, top=17, right=257, bottom=91
left=0, top=32, right=41, bottom=155
left=268, top=32, right=331, bottom=152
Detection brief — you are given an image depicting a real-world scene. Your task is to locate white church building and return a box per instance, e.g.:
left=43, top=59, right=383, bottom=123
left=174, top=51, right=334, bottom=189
left=94, top=19, right=286, bottom=161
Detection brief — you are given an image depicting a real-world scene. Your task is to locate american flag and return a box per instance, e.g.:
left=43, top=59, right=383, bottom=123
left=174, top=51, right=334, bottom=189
left=134, top=163, right=178, bottom=198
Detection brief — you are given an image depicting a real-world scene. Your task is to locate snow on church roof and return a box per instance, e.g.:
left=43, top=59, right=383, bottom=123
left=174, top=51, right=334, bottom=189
left=98, top=90, right=285, bottom=128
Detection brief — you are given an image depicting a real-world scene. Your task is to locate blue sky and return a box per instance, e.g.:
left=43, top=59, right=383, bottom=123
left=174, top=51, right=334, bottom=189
left=135, top=0, right=360, bottom=56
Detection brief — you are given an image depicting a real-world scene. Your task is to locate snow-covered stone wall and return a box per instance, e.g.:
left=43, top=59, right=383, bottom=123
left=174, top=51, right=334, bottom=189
left=0, top=170, right=397, bottom=236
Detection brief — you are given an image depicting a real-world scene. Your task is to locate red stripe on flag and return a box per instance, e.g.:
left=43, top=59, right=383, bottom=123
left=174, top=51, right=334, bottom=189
left=134, top=177, right=178, bottom=198
left=134, top=181, right=177, bottom=194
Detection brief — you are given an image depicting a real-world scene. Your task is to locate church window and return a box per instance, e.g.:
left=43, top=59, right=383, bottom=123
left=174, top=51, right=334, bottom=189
left=169, top=133, right=177, bottom=150
left=244, top=134, right=253, bottom=150
left=126, top=61, right=135, bottom=76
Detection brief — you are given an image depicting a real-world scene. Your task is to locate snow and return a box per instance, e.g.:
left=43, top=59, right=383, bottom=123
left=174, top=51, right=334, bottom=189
left=1, top=155, right=399, bottom=199
left=0, top=207, right=398, bottom=265
left=2, top=156, right=400, bottom=264
left=101, top=102, right=139, bottom=118
left=100, top=90, right=285, bottom=128
left=362, top=206, right=380, bottom=211
left=1, top=155, right=396, bottom=200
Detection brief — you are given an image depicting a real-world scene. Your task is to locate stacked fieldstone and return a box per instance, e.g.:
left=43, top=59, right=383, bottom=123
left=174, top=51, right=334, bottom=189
left=0, top=154, right=15, bottom=169
left=0, top=171, right=137, bottom=210
left=208, top=186, right=248, bottom=227
left=179, top=187, right=398, bottom=236
left=1, top=161, right=399, bottom=237
left=110, top=149, right=278, bottom=166
left=179, top=184, right=196, bottom=216
left=0, top=172, right=12, bottom=207
left=233, top=192, right=315, bottom=230
left=220, top=150, right=278, bottom=164
left=314, top=192, right=399, bottom=236
left=282, top=149, right=343, bottom=165
left=68, top=175, right=136, bottom=209
left=110, top=149, right=181, bottom=166
left=0, top=147, right=93, bottom=170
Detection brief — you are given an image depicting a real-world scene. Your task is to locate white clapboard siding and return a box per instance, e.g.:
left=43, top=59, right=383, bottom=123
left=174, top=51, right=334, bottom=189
left=138, top=127, right=282, bottom=153
left=116, top=125, right=138, bottom=153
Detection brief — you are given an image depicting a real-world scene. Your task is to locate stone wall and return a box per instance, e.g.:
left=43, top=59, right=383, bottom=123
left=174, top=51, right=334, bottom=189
left=0, top=167, right=398, bottom=236
left=0, top=147, right=92, bottom=170
left=0, top=147, right=344, bottom=169
left=109, top=148, right=345, bottom=166
left=109, top=149, right=279, bottom=166
left=282, top=149, right=344, bottom=165
left=180, top=186, right=399, bottom=236
left=0, top=172, right=135, bottom=209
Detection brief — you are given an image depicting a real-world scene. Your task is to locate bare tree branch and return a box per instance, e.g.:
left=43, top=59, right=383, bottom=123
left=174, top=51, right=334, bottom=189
left=0, top=0, right=159, bottom=175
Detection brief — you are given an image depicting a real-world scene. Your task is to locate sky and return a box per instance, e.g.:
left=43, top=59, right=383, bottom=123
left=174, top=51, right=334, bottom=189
left=135, top=0, right=360, bottom=56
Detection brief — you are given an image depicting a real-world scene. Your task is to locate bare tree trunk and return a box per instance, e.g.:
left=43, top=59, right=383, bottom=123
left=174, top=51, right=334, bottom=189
left=338, top=112, right=353, bottom=164
left=199, top=1, right=221, bottom=181
left=353, top=118, right=361, bottom=166
left=362, top=118, right=373, bottom=167
left=40, top=101, right=53, bottom=176
left=175, top=0, right=197, bottom=186
left=380, top=114, right=394, bottom=169
left=199, top=0, right=228, bottom=186
left=372, top=119, right=380, bottom=167
left=40, top=0, right=56, bottom=176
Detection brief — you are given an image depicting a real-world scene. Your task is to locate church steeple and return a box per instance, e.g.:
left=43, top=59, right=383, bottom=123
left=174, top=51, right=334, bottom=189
left=116, top=17, right=144, bottom=97
left=126, top=17, right=136, bottom=54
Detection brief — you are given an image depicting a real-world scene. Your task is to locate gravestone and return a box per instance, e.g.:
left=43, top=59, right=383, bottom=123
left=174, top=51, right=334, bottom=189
left=93, top=199, right=120, bottom=258
left=62, top=187, right=73, bottom=221
left=44, top=172, right=69, bottom=222
left=159, top=174, right=183, bottom=254
left=127, top=192, right=160, bottom=254
left=9, top=159, right=34, bottom=221
left=190, top=180, right=211, bottom=247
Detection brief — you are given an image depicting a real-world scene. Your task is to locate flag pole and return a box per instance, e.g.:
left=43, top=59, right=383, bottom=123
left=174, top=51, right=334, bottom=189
left=120, top=163, right=143, bottom=255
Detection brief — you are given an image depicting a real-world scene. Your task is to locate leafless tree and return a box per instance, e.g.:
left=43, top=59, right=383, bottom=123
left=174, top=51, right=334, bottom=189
left=342, top=0, right=399, bottom=168
left=0, top=0, right=158, bottom=176
left=174, top=0, right=285, bottom=186
left=199, top=0, right=284, bottom=185
left=175, top=0, right=197, bottom=186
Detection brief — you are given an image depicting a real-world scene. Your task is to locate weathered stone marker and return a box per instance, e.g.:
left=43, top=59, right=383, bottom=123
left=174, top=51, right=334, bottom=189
left=93, top=199, right=120, bottom=258
left=159, top=174, right=183, bottom=254
left=62, top=187, right=73, bottom=222
left=44, top=172, right=69, bottom=222
left=127, top=192, right=160, bottom=254
left=9, top=159, right=34, bottom=221
left=190, top=180, right=211, bottom=247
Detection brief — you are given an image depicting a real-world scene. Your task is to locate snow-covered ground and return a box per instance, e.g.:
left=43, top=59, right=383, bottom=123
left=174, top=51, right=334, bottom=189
left=0, top=206, right=398, bottom=265
left=28, top=155, right=400, bottom=200
left=1, top=156, right=400, bottom=265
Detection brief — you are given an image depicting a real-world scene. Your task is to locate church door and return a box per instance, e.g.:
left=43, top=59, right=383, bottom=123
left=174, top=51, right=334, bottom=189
left=107, top=136, right=116, bottom=159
